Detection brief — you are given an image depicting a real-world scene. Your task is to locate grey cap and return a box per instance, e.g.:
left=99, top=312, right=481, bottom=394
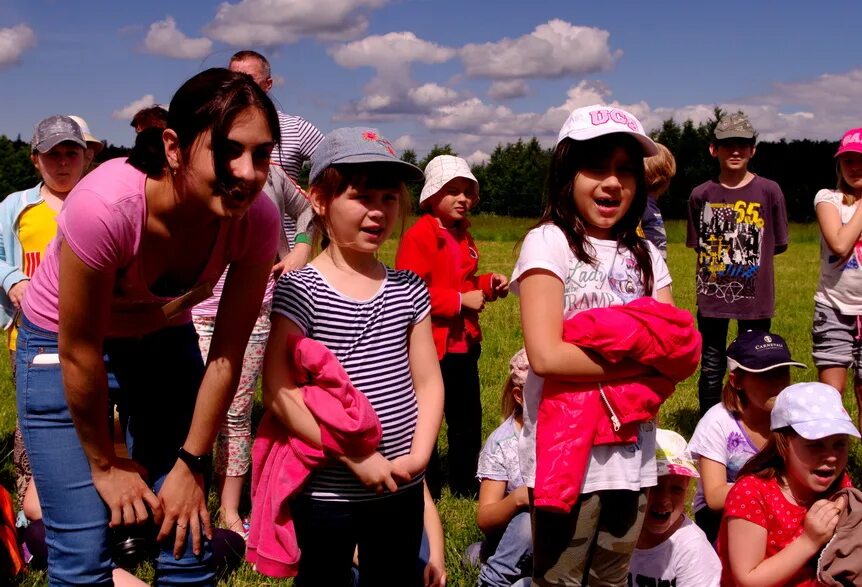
left=714, top=112, right=755, bottom=141
left=31, top=115, right=87, bottom=154
left=309, top=127, right=423, bottom=185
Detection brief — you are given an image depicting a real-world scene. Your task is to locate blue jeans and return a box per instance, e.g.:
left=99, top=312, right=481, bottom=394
left=16, top=315, right=214, bottom=586
left=479, top=511, right=533, bottom=587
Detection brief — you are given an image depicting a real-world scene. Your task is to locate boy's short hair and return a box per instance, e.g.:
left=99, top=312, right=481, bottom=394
left=229, top=50, right=271, bottom=78
left=643, top=143, right=676, bottom=196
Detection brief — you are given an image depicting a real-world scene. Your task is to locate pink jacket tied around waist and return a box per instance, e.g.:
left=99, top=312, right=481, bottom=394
left=246, top=334, right=382, bottom=577
left=534, top=297, right=701, bottom=513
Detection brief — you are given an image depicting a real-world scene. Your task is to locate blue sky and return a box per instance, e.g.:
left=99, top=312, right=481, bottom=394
left=1, top=0, right=860, bottom=164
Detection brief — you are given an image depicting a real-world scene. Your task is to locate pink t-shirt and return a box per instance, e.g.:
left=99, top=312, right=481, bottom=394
left=22, top=158, right=279, bottom=337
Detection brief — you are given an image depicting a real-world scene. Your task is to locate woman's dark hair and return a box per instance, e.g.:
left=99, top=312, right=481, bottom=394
left=534, top=133, right=654, bottom=294
left=127, top=68, right=279, bottom=195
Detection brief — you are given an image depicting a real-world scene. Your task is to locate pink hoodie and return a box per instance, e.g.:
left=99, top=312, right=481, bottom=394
left=246, top=334, right=381, bottom=578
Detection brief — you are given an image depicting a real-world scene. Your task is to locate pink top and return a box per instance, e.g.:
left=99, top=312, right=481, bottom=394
left=22, top=158, right=279, bottom=337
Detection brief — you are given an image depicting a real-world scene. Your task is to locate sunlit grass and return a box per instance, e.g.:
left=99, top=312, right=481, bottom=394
left=7, top=219, right=849, bottom=586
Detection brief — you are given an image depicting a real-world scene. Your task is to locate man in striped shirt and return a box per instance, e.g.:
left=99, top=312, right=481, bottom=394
left=228, top=50, right=324, bottom=181
left=228, top=50, right=324, bottom=244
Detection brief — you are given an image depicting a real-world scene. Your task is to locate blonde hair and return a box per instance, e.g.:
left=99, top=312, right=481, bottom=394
left=837, top=161, right=862, bottom=206
left=500, top=375, right=522, bottom=421
left=644, top=143, right=676, bottom=197
left=309, top=165, right=411, bottom=250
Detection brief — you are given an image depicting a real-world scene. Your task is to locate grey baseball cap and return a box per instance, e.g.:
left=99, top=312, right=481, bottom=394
left=714, top=112, right=755, bottom=141
left=309, top=127, right=423, bottom=185
left=31, top=115, right=87, bottom=154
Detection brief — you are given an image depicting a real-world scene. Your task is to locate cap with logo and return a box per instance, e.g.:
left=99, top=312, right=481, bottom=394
left=771, top=382, right=861, bottom=440
left=835, top=128, right=862, bottom=158
left=309, top=127, right=423, bottom=186
left=714, top=112, right=755, bottom=141
left=726, top=330, right=806, bottom=373
left=557, top=104, right=658, bottom=157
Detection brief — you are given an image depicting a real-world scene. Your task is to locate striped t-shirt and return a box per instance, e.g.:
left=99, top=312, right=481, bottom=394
left=272, top=264, right=431, bottom=501
left=271, top=112, right=324, bottom=180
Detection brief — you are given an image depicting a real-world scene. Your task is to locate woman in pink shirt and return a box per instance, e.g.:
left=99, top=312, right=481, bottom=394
left=16, top=68, right=280, bottom=585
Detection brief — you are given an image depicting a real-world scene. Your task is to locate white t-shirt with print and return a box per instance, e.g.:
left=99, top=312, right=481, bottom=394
left=628, top=516, right=721, bottom=587
left=510, top=223, right=672, bottom=491
left=686, top=403, right=759, bottom=512
left=814, top=189, right=862, bottom=315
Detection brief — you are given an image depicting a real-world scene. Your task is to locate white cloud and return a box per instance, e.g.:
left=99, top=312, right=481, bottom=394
left=330, top=32, right=455, bottom=69
left=408, top=83, right=458, bottom=108
left=460, top=19, right=621, bottom=80
left=204, top=0, right=389, bottom=46
left=423, top=80, right=613, bottom=140
left=487, top=80, right=529, bottom=101
left=144, top=16, right=213, bottom=59
left=331, top=33, right=457, bottom=119
left=0, top=24, right=36, bottom=68
left=113, top=95, right=156, bottom=121
left=393, top=135, right=414, bottom=150
left=465, top=150, right=489, bottom=166
left=358, top=94, right=393, bottom=110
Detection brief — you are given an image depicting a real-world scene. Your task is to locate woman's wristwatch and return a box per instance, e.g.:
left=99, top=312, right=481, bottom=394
left=177, top=447, right=211, bottom=474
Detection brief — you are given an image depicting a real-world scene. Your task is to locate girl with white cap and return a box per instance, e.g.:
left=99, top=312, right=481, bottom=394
left=511, top=104, right=671, bottom=585
left=396, top=154, right=509, bottom=497
left=718, top=382, right=859, bottom=586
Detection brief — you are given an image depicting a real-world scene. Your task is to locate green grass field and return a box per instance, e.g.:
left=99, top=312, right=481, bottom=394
left=3, top=216, right=851, bottom=586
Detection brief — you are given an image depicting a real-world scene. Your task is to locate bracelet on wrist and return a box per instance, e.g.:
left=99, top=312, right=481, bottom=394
left=294, top=232, right=311, bottom=245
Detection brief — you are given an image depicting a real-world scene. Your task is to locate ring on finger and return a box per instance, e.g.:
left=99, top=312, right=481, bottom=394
left=177, top=522, right=187, bottom=530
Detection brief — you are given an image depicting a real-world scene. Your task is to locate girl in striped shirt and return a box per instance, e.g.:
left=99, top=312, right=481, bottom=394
left=263, top=127, right=444, bottom=586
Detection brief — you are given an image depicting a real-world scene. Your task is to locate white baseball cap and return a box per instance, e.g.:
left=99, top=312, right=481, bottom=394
left=419, top=155, right=479, bottom=208
left=68, top=115, right=104, bottom=155
left=771, top=382, right=861, bottom=440
left=557, top=104, right=658, bottom=157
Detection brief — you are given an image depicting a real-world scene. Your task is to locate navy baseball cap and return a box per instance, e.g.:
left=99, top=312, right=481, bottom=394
left=309, top=127, right=423, bottom=185
left=726, top=330, right=806, bottom=373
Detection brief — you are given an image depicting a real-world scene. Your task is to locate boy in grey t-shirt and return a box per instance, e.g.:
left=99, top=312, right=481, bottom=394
left=686, top=112, right=789, bottom=416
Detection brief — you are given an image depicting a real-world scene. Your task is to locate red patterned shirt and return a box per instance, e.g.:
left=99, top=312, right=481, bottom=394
left=717, top=474, right=851, bottom=586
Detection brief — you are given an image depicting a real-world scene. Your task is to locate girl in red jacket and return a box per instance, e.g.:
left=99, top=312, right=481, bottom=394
left=396, top=155, right=508, bottom=497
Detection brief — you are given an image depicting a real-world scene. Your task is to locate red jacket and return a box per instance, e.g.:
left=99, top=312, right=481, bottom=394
left=534, top=297, right=701, bottom=513
left=247, top=334, right=381, bottom=578
left=395, top=214, right=496, bottom=359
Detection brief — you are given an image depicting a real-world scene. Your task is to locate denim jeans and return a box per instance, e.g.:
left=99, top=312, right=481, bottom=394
left=292, top=482, right=424, bottom=587
left=696, top=313, right=771, bottom=417
left=16, top=314, right=214, bottom=586
left=479, top=511, right=533, bottom=587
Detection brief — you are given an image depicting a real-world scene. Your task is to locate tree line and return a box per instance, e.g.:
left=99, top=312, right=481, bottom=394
left=404, top=108, right=839, bottom=223
left=0, top=110, right=840, bottom=222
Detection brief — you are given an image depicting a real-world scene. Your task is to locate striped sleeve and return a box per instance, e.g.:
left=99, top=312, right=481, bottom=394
left=405, top=270, right=431, bottom=324
left=272, top=269, right=315, bottom=334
